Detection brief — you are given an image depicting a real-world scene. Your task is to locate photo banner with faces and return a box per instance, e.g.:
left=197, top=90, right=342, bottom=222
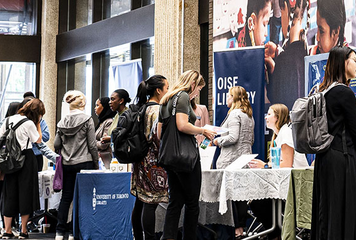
left=214, top=47, right=265, bottom=160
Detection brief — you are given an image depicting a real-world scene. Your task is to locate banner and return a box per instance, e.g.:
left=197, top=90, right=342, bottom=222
left=214, top=47, right=265, bottom=160
left=111, top=59, right=143, bottom=100
left=304, top=53, right=329, bottom=94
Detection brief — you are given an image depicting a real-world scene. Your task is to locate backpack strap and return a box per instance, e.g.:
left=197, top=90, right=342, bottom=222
left=11, top=118, right=30, bottom=131
left=145, top=102, right=159, bottom=107
left=5, top=117, right=10, bottom=130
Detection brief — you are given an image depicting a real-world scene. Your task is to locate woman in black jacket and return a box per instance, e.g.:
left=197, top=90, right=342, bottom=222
left=311, top=46, right=356, bottom=239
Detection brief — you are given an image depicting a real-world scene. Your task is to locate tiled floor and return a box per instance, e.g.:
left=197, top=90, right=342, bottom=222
left=25, top=232, right=56, bottom=239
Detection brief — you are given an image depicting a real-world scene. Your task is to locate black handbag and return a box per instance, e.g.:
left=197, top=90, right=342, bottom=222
left=158, top=91, right=199, bottom=172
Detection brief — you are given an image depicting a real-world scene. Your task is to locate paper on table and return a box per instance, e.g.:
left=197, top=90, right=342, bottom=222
left=225, top=154, right=258, bottom=170
left=203, top=124, right=229, bottom=135
left=199, top=146, right=216, bottom=171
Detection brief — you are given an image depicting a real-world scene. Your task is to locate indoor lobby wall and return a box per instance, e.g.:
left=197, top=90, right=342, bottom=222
left=39, top=0, right=59, bottom=155
left=154, top=0, right=200, bottom=84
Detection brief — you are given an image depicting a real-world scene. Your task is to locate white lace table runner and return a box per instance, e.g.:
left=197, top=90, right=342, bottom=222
left=200, top=168, right=292, bottom=214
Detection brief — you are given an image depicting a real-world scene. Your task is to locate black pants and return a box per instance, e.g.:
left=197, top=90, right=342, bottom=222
left=162, top=161, right=201, bottom=240
left=232, top=201, right=248, bottom=229
left=132, top=199, right=159, bottom=240
left=250, top=199, right=281, bottom=239
left=35, top=154, right=43, bottom=172
left=2, top=149, right=39, bottom=217
left=56, top=161, right=94, bottom=234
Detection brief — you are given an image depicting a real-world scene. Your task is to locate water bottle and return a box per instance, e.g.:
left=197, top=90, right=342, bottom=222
left=200, top=137, right=211, bottom=149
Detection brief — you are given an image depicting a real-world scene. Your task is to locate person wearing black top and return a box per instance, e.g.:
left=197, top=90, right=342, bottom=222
left=311, top=46, right=356, bottom=239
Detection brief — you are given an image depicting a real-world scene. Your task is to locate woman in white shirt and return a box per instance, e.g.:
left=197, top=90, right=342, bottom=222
left=250, top=103, right=308, bottom=168
left=248, top=103, right=308, bottom=240
left=0, top=99, right=44, bottom=239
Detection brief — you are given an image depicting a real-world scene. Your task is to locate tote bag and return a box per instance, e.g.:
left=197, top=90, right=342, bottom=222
left=158, top=92, right=199, bottom=172
left=53, top=152, right=63, bottom=192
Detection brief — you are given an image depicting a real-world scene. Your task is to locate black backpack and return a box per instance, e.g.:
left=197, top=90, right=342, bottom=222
left=112, top=102, right=158, bottom=164
left=0, top=117, right=30, bottom=174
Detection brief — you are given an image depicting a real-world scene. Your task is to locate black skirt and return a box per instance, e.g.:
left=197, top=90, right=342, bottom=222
left=1, top=149, right=40, bottom=217
left=311, top=147, right=356, bottom=239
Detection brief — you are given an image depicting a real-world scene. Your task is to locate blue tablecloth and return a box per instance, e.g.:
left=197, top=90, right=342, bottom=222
left=73, top=172, right=135, bottom=240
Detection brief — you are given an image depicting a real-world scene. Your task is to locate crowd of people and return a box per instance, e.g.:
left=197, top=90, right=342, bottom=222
left=0, top=45, right=354, bottom=240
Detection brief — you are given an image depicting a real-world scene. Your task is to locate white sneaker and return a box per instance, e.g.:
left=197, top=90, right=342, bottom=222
left=68, top=234, right=74, bottom=240
left=55, top=234, right=64, bottom=240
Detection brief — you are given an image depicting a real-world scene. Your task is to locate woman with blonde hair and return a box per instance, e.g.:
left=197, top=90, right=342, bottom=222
left=214, top=86, right=254, bottom=169
left=213, top=86, right=254, bottom=239
left=249, top=103, right=307, bottom=240
left=250, top=103, right=308, bottom=168
left=158, top=70, right=216, bottom=240
left=0, top=99, right=45, bottom=239
left=54, top=90, right=98, bottom=240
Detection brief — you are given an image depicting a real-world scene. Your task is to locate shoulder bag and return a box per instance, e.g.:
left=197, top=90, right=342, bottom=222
left=53, top=150, right=63, bottom=192
left=158, top=91, right=199, bottom=172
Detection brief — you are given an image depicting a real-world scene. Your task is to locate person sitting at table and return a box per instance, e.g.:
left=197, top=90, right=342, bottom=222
left=249, top=103, right=308, bottom=240
left=213, top=86, right=255, bottom=239
left=249, top=103, right=308, bottom=169
left=94, top=97, right=116, bottom=169
left=54, top=90, right=99, bottom=240
left=130, top=75, right=169, bottom=240
left=0, top=99, right=45, bottom=239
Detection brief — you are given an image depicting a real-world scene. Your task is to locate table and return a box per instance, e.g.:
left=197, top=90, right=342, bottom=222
left=38, top=170, right=62, bottom=210
left=72, top=172, right=135, bottom=240
left=199, top=168, right=292, bottom=239
left=200, top=169, right=292, bottom=213
left=281, top=168, right=314, bottom=240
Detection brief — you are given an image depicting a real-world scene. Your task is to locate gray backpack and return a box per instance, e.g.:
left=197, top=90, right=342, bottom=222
left=290, top=82, right=342, bottom=154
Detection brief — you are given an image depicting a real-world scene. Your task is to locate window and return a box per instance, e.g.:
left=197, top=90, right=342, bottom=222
left=0, top=0, right=37, bottom=35
left=0, top=62, right=36, bottom=119
left=74, top=55, right=92, bottom=116
left=111, top=0, right=131, bottom=17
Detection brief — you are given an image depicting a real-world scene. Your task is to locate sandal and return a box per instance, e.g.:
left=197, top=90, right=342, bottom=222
left=18, top=232, right=29, bottom=239
left=2, top=232, right=14, bottom=239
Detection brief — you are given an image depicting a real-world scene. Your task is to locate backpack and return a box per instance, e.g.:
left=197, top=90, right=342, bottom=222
left=290, top=82, right=342, bottom=154
left=0, top=117, right=30, bottom=174
left=112, top=102, right=158, bottom=164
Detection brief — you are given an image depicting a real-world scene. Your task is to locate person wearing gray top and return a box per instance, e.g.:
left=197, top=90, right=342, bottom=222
left=54, top=90, right=98, bottom=240
left=213, top=86, right=254, bottom=239
left=214, top=86, right=255, bottom=170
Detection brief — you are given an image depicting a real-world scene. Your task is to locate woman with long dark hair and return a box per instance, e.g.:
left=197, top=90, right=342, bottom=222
left=131, top=75, right=169, bottom=240
left=94, top=97, right=116, bottom=168
left=311, top=46, right=356, bottom=239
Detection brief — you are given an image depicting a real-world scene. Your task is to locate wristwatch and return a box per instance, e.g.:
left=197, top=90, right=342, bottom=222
left=264, top=163, right=269, bottom=169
